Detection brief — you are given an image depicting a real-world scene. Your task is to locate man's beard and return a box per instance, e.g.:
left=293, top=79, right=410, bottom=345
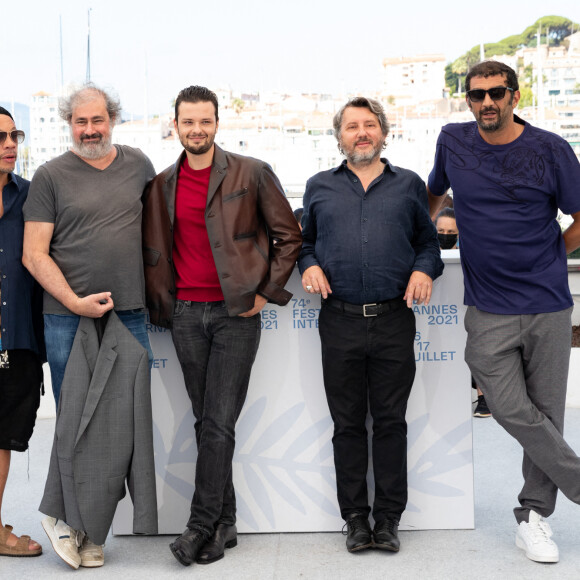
left=71, top=132, right=113, bottom=160
left=179, top=132, right=215, bottom=156
left=345, top=139, right=382, bottom=166
left=476, top=95, right=513, bottom=133
left=477, top=107, right=504, bottom=132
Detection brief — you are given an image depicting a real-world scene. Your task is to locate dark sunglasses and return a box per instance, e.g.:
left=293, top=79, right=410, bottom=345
left=0, top=130, right=25, bottom=145
left=466, top=87, right=513, bottom=103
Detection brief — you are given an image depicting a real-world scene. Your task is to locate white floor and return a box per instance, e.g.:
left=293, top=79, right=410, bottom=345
left=3, top=409, right=580, bottom=579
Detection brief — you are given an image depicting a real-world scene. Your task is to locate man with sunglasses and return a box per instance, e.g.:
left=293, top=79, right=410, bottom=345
left=428, top=60, right=580, bottom=564
left=0, top=107, right=45, bottom=558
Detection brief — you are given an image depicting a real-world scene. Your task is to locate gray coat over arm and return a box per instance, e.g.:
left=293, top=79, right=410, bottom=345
left=40, top=311, right=158, bottom=545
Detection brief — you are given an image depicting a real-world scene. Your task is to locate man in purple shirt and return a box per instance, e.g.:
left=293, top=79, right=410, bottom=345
left=429, top=60, right=580, bottom=564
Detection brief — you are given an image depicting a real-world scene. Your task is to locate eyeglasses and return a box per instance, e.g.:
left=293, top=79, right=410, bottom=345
left=466, top=86, right=513, bottom=103
left=0, top=130, right=25, bottom=145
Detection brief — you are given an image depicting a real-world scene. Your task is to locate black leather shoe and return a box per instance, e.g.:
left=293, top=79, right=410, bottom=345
left=169, top=528, right=208, bottom=566
left=195, top=523, right=238, bottom=564
left=373, top=518, right=400, bottom=552
left=344, top=513, right=373, bottom=552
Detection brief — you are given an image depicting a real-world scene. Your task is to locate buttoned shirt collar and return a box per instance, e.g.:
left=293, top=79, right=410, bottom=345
left=331, top=157, right=399, bottom=175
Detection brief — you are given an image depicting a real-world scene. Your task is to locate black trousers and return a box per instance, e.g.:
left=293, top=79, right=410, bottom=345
left=319, top=299, right=416, bottom=522
left=171, top=300, right=261, bottom=536
left=0, top=349, right=43, bottom=451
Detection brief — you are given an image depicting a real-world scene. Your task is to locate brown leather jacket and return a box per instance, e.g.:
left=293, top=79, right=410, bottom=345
left=142, top=146, right=302, bottom=328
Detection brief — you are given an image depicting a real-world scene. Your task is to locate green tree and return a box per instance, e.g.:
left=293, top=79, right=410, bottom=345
left=445, top=58, right=468, bottom=92
left=445, top=63, right=457, bottom=92
left=518, top=85, right=534, bottom=108
left=521, top=16, right=578, bottom=46
left=231, top=98, right=245, bottom=116
left=447, top=15, right=579, bottom=81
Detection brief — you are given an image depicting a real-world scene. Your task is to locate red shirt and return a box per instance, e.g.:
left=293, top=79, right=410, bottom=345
left=172, top=159, right=224, bottom=302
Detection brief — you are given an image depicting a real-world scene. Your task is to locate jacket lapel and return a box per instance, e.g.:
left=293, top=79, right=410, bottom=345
left=170, top=145, right=226, bottom=213
left=164, top=151, right=184, bottom=225
left=206, top=145, right=227, bottom=208
left=75, top=314, right=119, bottom=448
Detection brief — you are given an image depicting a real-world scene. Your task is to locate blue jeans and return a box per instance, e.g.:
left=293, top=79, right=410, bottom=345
left=44, top=309, right=153, bottom=404
left=171, top=300, right=261, bottom=536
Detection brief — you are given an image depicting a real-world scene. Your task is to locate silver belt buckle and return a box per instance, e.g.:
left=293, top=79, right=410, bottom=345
left=363, top=303, right=378, bottom=317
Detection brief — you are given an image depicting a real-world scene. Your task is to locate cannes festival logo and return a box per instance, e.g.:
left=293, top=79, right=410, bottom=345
left=153, top=397, right=471, bottom=529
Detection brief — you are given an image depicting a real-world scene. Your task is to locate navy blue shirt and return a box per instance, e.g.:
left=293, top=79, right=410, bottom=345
left=428, top=117, right=580, bottom=315
left=299, top=159, right=443, bottom=305
left=0, top=173, right=44, bottom=355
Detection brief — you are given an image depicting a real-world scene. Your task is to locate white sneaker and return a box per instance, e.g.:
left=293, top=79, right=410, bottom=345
left=79, top=535, right=104, bottom=567
left=41, top=517, right=82, bottom=569
left=515, top=510, right=559, bottom=563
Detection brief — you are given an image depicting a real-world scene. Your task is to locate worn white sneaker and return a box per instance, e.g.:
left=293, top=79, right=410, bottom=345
left=79, top=535, right=105, bottom=567
left=41, top=517, right=82, bottom=569
left=515, top=510, right=559, bottom=563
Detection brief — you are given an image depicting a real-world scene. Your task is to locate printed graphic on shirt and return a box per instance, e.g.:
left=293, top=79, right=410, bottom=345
left=441, top=128, right=551, bottom=202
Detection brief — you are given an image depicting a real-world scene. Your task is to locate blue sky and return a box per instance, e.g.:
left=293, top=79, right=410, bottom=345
left=7, top=0, right=580, bottom=116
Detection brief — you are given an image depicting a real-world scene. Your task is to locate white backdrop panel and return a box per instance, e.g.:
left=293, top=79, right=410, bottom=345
left=113, top=253, right=473, bottom=533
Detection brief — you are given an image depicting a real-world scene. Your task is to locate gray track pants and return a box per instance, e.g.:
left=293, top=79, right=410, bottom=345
left=465, top=306, right=580, bottom=523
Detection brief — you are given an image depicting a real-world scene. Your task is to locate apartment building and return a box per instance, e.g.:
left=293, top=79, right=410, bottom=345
left=381, top=54, right=447, bottom=104
left=29, top=91, right=71, bottom=174
left=521, top=30, right=580, bottom=109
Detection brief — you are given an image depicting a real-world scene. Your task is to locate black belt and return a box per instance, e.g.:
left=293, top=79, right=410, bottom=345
left=323, top=296, right=403, bottom=317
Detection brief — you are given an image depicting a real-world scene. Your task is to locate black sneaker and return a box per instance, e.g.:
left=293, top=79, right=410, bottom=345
left=343, top=513, right=372, bottom=552
left=473, top=395, right=491, bottom=418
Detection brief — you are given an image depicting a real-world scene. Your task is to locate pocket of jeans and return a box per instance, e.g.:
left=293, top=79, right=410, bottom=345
left=173, top=300, right=186, bottom=318
left=237, top=311, right=262, bottom=331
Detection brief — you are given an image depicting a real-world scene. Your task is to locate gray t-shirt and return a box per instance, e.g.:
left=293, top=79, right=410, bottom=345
left=23, top=145, right=156, bottom=315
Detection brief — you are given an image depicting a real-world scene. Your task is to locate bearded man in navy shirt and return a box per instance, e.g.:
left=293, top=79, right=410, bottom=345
left=299, top=97, right=443, bottom=554
left=429, top=60, right=580, bottom=564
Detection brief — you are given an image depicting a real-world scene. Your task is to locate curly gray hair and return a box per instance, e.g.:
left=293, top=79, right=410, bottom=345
left=59, top=83, right=122, bottom=125
left=333, top=97, right=390, bottom=143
